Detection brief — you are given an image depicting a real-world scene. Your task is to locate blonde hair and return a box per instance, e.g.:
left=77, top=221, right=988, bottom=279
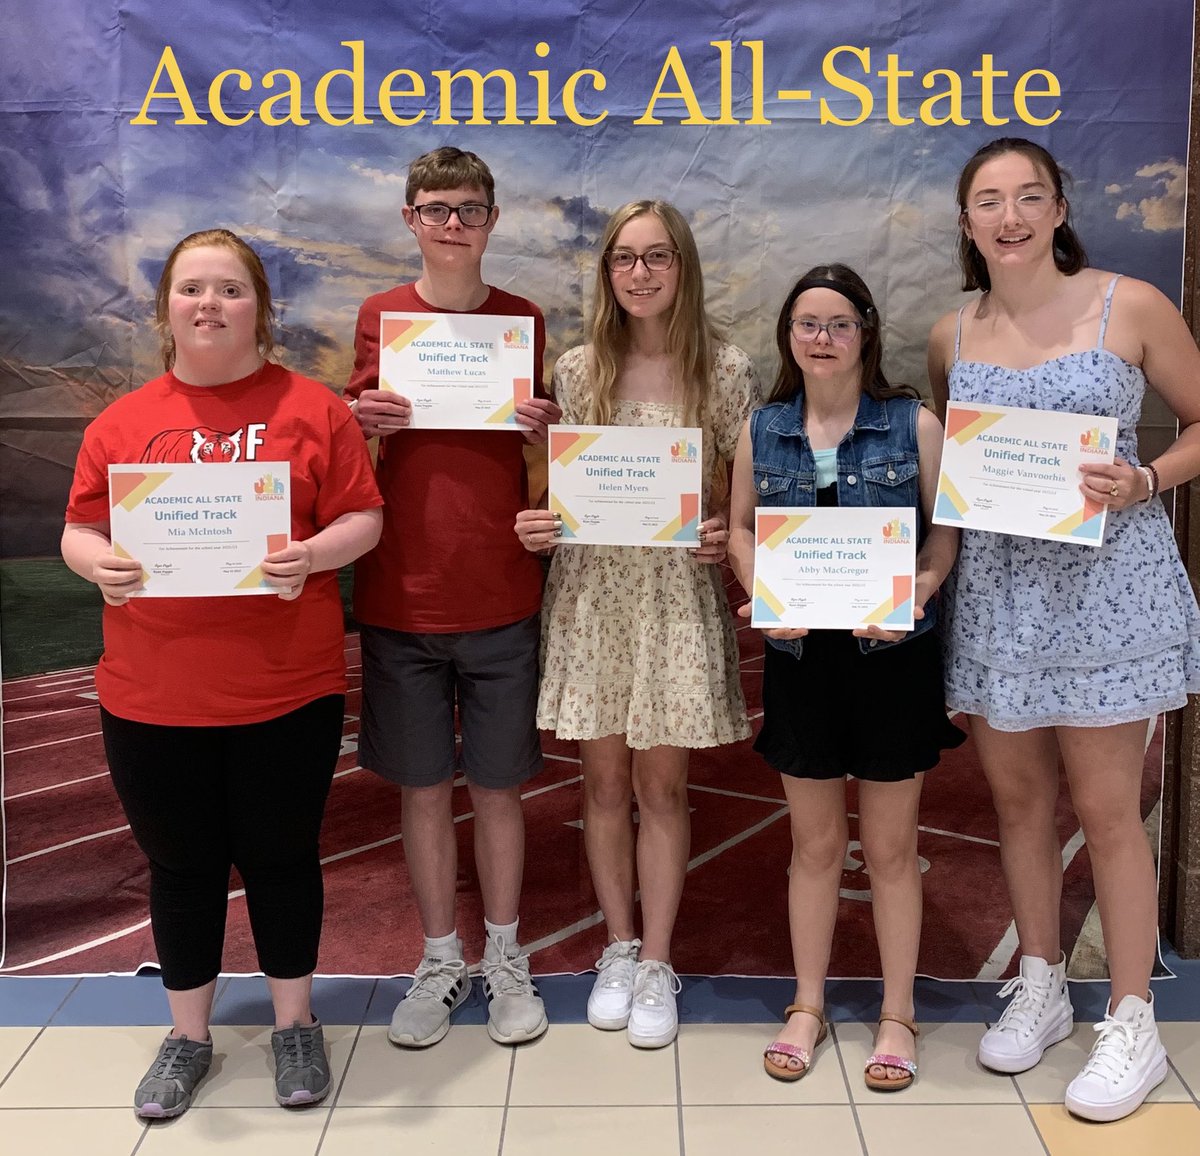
left=155, top=229, right=275, bottom=371
left=586, top=200, right=718, bottom=427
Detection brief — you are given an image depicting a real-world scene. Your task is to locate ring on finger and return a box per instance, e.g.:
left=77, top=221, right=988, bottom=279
left=1109, top=482, right=1119, bottom=498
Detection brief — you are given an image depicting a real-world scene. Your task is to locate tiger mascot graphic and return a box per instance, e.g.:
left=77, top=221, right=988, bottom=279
left=140, top=427, right=243, bottom=464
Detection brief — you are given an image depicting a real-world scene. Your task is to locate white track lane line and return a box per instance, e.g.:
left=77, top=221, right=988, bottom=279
left=2, top=685, right=99, bottom=705
left=8, top=825, right=131, bottom=865
left=5, top=730, right=103, bottom=755
left=5, top=771, right=112, bottom=802
left=2, top=703, right=100, bottom=724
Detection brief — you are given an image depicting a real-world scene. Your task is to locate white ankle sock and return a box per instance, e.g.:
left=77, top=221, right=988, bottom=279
left=424, top=930, right=462, bottom=960
left=484, top=918, right=519, bottom=948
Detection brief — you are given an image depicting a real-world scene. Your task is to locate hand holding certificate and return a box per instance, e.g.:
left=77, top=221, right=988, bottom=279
left=108, top=462, right=292, bottom=597
left=547, top=425, right=703, bottom=547
left=933, top=402, right=1118, bottom=545
left=379, top=311, right=535, bottom=429
left=751, top=506, right=917, bottom=631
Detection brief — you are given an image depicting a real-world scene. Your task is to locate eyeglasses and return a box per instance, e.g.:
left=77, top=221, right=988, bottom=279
left=409, top=201, right=494, bottom=228
left=789, top=318, right=863, bottom=344
left=604, top=247, right=679, bottom=274
left=964, top=193, right=1056, bottom=225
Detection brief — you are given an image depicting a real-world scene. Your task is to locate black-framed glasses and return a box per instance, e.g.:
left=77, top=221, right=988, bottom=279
left=604, top=247, right=679, bottom=273
left=410, top=201, right=494, bottom=227
left=789, top=318, right=863, bottom=344
left=964, top=193, right=1056, bottom=225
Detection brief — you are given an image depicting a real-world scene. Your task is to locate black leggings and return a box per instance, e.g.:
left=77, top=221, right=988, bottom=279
left=101, top=695, right=343, bottom=991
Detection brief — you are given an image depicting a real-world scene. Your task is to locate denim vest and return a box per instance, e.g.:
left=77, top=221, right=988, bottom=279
left=749, top=390, right=934, bottom=656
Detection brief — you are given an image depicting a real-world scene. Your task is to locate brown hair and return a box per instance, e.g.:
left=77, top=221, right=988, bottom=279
left=406, top=146, right=495, bottom=204
left=767, top=264, right=917, bottom=405
left=155, top=229, right=275, bottom=370
left=955, top=137, right=1088, bottom=291
left=586, top=200, right=718, bottom=427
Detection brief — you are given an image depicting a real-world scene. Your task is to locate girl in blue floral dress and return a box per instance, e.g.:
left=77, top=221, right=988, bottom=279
left=928, top=138, right=1200, bottom=1123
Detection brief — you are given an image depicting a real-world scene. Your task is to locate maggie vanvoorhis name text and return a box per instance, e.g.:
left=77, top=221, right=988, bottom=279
left=131, top=40, right=1062, bottom=129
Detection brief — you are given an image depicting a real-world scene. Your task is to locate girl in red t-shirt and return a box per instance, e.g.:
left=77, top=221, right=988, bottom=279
left=62, top=229, right=382, bottom=1118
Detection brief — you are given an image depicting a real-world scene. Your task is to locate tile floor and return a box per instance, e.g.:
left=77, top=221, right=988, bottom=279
left=0, top=953, right=1197, bottom=1155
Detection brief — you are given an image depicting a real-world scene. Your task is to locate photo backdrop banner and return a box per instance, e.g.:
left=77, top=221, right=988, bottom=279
left=0, top=0, right=1191, bottom=976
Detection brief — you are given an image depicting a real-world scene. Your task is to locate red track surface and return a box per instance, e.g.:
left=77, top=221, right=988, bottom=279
left=0, top=576, right=1162, bottom=979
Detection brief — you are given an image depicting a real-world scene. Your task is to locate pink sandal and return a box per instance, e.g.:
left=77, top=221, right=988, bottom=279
left=864, top=1012, right=919, bottom=1091
left=763, top=1003, right=828, bottom=1082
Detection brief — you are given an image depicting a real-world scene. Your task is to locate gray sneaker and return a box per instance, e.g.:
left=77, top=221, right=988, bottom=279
left=134, top=1034, right=213, bottom=1118
left=481, top=937, right=548, bottom=1045
left=388, top=951, right=470, bottom=1048
left=271, top=1019, right=331, bottom=1107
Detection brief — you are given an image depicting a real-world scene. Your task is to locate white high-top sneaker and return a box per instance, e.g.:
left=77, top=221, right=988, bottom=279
left=978, top=954, right=1074, bottom=1073
left=1065, top=993, right=1168, bottom=1122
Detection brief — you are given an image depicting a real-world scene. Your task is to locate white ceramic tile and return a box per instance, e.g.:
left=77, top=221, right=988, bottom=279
left=136, top=1105, right=327, bottom=1154
left=507, top=1023, right=676, bottom=1106
left=684, top=1104, right=861, bottom=1155
left=677, top=1022, right=849, bottom=1104
left=0, top=1106, right=145, bottom=1154
left=502, top=1106, right=679, bottom=1155
left=337, top=1025, right=512, bottom=1107
left=1159, top=1021, right=1200, bottom=1099
left=857, top=1103, right=1047, bottom=1155
left=0, top=1026, right=167, bottom=1108
left=839, top=1021, right=1021, bottom=1103
left=320, top=1106, right=504, bottom=1154
left=0, top=1027, right=39, bottom=1085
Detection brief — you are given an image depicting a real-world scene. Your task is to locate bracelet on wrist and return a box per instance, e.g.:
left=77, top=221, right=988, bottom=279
left=1143, top=462, right=1161, bottom=502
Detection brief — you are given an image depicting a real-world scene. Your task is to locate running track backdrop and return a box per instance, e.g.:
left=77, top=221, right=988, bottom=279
left=0, top=1, right=1192, bottom=975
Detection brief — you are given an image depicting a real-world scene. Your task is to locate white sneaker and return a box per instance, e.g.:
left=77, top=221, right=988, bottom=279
left=978, top=954, right=1074, bottom=1073
left=587, top=939, right=641, bottom=1030
left=1065, top=993, right=1168, bottom=1122
left=627, top=959, right=681, bottom=1049
left=480, top=936, right=548, bottom=1045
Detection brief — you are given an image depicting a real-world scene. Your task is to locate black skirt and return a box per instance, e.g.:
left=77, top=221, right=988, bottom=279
left=753, top=627, right=966, bottom=781
left=753, top=484, right=965, bottom=782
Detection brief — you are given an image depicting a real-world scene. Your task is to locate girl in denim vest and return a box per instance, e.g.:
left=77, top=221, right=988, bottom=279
left=728, top=264, right=962, bottom=1091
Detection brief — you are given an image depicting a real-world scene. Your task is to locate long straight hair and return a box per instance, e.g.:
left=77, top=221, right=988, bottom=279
left=586, top=200, right=718, bottom=427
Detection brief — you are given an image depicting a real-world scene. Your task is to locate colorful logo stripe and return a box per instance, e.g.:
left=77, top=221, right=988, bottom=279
left=756, top=513, right=810, bottom=550
left=110, top=471, right=173, bottom=511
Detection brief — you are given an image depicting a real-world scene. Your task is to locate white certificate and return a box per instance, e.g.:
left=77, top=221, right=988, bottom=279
left=548, top=425, right=703, bottom=547
left=933, top=402, right=1118, bottom=546
left=108, top=462, right=291, bottom=597
left=751, top=506, right=916, bottom=630
left=379, top=311, right=535, bottom=429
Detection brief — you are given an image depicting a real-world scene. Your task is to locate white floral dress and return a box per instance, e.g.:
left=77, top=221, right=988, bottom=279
left=538, top=343, right=759, bottom=748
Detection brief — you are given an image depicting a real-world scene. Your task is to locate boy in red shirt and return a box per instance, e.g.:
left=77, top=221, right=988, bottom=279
left=346, top=147, right=559, bottom=1047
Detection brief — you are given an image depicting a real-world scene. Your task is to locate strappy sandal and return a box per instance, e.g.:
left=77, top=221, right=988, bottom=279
left=763, top=1003, right=828, bottom=1082
left=864, top=1012, right=919, bottom=1091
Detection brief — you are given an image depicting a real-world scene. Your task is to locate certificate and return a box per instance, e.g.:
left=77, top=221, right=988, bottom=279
left=108, top=462, right=291, bottom=597
left=379, top=311, right=535, bottom=429
left=933, top=402, right=1118, bottom=546
left=548, top=425, right=703, bottom=547
left=751, top=506, right=916, bottom=630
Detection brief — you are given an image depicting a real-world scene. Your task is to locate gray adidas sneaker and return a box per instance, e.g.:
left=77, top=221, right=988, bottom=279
left=133, top=1034, right=214, bottom=1118
left=481, top=936, right=548, bottom=1045
left=388, top=950, right=470, bottom=1048
left=271, top=1019, right=331, bottom=1107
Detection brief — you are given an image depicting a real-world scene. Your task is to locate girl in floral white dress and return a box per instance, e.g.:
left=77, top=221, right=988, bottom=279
left=516, top=200, right=757, bottom=1048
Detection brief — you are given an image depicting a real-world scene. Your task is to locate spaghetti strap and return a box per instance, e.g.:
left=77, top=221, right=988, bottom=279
left=1096, top=275, right=1121, bottom=348
left=953, top=304, right=968, bottom=362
